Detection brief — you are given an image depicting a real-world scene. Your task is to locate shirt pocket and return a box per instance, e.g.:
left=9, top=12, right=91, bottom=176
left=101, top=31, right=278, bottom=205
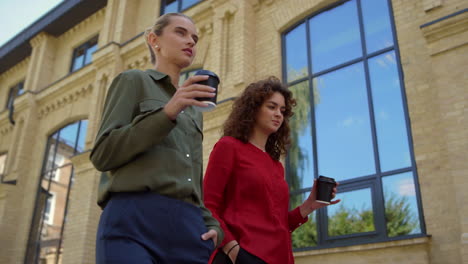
left=139, top=99, right=165, bottom=113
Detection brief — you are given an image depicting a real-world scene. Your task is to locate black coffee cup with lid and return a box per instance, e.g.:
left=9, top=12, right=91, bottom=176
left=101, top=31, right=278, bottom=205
left=193, top=70, right=219, bottom=112
left=316, top=175, right=336, bottom=204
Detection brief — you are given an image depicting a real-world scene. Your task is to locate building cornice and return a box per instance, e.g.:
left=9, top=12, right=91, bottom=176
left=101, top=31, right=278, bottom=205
left=0, top=0, right=107, bottom=75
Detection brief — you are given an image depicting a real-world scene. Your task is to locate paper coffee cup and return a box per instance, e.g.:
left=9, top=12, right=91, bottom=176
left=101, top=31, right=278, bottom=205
left=193, top=70, right=219, bottom=112
left=316, top=175, right=336, bottom=204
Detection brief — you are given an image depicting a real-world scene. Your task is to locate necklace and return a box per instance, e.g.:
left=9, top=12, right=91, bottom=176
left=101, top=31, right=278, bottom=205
left=249, top=141, right=266, bottom=152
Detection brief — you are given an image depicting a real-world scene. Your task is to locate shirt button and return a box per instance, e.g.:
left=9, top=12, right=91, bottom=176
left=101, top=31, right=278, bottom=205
left=186, top=154, right=190, bottom=158
left=188, top=178, right=192, bottom=182
left=299, top=223, right=302, bottom=226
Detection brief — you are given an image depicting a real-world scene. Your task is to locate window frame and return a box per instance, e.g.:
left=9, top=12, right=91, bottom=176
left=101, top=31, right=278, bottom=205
left=69, top=36, right=98, bottom=73
left=282, top=0, right=426, bottom=251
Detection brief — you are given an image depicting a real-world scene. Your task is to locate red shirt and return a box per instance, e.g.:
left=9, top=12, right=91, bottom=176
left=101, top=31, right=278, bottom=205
left=203, top=136, right=308, bottom=264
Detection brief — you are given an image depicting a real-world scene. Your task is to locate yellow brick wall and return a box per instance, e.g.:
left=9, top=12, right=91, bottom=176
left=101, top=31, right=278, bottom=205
left=0, top=0, right=467, bottom=263
left=52, top=9, right=105, bottom=83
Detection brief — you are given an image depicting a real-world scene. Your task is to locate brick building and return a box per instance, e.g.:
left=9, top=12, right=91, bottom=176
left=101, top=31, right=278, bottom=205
left=0, top=0, right=466, bottom=263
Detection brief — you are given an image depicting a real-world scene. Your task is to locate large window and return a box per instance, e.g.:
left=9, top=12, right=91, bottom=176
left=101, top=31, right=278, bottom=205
left=161, top=0, right=202, bottom=14
left=5, top=81, right=24, bottom=109
left=283, top=0, right=424, bottom=249
left=25, top=120, right=88, bottom=264
left=70, top=36, right=98, bottom=72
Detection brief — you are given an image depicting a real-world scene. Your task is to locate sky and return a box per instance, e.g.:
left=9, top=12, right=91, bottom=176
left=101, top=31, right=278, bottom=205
left=0, top=0, right=63, bottom=47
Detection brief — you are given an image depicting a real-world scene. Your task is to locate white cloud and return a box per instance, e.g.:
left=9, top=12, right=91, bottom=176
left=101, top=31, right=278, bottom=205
left=378, top=110, right=389, bottom=120
left=338, top=116, right=364, bottom=127
left=398, top=178, right=415, bottom=196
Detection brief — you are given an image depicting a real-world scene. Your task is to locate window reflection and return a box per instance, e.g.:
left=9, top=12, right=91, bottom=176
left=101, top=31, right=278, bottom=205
left=182, top=0, right=200, bottom=10
left=84, top=43, right=97, bottom=65
left=27, top=120, right=87, bottom=264
left=328, top=188, right=375, bottom=237
left=288, top=81, right=314, bottom=190
left=77, top=120, right=88, bottom=153
left=361, top=0, right=393, bottom=53
left=369, top=51, right=410, bottom=172
left=290, top=193, right=318, bottom=248
left=162, top=0, right=201, bottom=14
left=315, top=63, right=375, bottom=180
left=71, top=53, right=84, bottom=72
left=284, top=0, right=421, bottom=249
left=309, top=0, right=362, bottom=73
left=59, top=122, right=79, bottom=152
left=164, top=0, right=178, bottom=14
left=382, top=172, right=421, bottom=237
left=285, top=24, right=308, bottom=82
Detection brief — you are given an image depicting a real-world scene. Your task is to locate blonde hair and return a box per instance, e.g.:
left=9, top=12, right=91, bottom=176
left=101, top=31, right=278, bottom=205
left=144, top=13, right=194, bottom=65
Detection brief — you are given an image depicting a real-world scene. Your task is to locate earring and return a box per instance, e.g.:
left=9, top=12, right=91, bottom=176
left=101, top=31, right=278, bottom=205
left=154, top=45, right=159, bottom=50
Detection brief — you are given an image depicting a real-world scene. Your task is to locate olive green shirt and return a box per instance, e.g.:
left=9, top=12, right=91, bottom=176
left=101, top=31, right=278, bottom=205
left=90, top=69, right=223, bottom=243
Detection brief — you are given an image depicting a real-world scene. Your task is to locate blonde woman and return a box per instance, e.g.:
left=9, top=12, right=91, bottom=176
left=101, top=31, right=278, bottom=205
left=91, top=13, right=222, bottom=263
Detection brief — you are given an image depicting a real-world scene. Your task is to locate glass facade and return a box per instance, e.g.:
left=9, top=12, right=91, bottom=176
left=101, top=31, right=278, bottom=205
left=284, top=0, right=423, bottom=249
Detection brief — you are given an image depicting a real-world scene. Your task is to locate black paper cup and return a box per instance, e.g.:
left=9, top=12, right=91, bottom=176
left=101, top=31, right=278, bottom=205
left=193, top=70, right=219, bottom=112
left=316, top=175, right=336, bottom=204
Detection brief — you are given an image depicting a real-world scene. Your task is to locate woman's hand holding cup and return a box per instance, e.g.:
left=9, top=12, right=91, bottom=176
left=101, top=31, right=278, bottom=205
left=164, top=75, right=216, bottom=120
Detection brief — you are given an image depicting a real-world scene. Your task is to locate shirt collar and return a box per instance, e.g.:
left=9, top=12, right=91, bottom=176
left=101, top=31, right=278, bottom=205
left=146, top=69, right=176, bottom=96
left=146, top=69, right=168, bottom=81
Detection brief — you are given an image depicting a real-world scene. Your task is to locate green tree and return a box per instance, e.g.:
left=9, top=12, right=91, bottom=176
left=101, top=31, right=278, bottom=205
left=385, top=194, right=419, bottom=237
left=291, top=192, right=419, bottom=248
left=292, top=215, right=317, bottom=248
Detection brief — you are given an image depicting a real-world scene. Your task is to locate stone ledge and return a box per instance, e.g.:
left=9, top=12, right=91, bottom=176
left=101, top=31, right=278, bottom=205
left=293, top=236, right=431, bottom=257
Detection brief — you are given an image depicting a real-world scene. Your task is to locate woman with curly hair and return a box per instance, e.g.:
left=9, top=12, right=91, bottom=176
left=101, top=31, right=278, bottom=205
left=203, top=77, right=339, bottom=264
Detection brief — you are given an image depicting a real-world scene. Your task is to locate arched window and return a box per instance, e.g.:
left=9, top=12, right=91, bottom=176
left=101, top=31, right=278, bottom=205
left=25, top=120, right=88, bottom=264
left=283, top=0, right=425, bottom=249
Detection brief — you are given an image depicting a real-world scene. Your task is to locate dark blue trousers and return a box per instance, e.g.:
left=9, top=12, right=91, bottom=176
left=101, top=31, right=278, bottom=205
left=96, top=192, right=214, bottom=264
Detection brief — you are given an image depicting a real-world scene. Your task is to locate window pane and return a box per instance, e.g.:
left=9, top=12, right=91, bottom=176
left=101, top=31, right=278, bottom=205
left=285, top=23, right=308, bottom=82
left=290, top=193, right=318, bottom=248
left=76, top=120, right=88, bottom=153
left=84, top=43, right=97, bottom=65
left=382, top=172, right=421, bottom=237
left=59, top=122, right=79, bottom=156
left=164, top=0, right=178, bottom=14
left=44, top=133, right=59, bottom=173
left=288, top=80, right=315, bottom=190
left=71, top=54, right=84, bottom=72
left=328, top=188, right=375, bottom=237
left=309, top=0, right=362, bottom=73
left=17, top=82, right=25, bottom=96
left=0, top=153, right=6, bottom=175
left=182, top=0, right=200, bottom=10
left=315, top=63, right=375, bottom=181
left=361, top=0, right=393, bottom=53
left=369, top=51, right=410, bottom=172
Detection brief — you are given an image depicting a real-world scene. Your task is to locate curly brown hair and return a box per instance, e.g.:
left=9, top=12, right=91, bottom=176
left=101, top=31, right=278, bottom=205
left=223, top=76, right=296, bottom=160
